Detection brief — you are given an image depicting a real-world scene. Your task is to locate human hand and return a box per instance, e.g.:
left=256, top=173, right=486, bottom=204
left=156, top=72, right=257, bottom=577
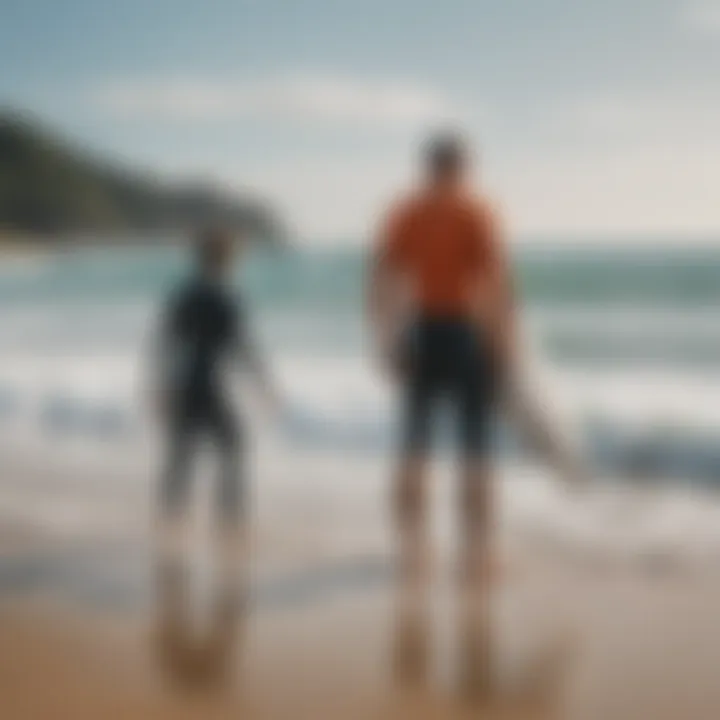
left=374, top=330, right=408, bottom=382
left=149, top=387, right=169, bottom=421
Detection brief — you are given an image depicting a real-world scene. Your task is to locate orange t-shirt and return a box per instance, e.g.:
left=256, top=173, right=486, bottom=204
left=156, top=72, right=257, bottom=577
left=376, top=188, right=505, bottom=318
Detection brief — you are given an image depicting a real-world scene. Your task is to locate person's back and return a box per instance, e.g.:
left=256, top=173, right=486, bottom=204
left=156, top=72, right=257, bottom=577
left=167, top=276, right=240, bottom=404
left=368, top=132, right=515, bottom=584
left=381, top=187, right=501, bottom=321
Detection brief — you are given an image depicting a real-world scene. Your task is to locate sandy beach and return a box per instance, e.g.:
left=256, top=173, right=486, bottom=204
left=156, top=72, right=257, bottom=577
left=2, top=474, right=720, bottom=720
left=3, top=2, right=720, bottom=716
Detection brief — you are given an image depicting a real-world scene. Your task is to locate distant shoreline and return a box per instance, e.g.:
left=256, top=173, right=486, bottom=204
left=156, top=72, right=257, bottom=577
left=0, top=231, right=187, bottom=257
left=0, top=229, right=284, bottom=261
left=0, top=231, right=51, bottom=260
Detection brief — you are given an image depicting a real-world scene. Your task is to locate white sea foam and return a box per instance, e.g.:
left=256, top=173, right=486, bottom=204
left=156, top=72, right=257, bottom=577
left=1, top=245, right=720, bottom=567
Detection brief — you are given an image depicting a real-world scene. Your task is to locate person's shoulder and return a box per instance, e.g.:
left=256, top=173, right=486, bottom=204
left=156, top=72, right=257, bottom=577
left=201, top=280, right=238, bottom=313
left=169, top=277, right=202, bottom=305
left=214, top=282, right=243, bottom=320
left=384, top=189, right=425, bottom=222
left=164, top=278, right=190, bottom=306
left=225, top=285, right=244, bottom=313
left=459, top=192, right=500, bottom=219
left=459, top=193, right=505, bottom=235
left=160, top=279, right=195, bottom=329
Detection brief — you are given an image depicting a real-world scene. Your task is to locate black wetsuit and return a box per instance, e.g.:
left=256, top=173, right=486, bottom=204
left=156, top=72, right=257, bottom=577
left=401, top=317, right=498, bottom=458
left=157, top=277, right=255, bottom=524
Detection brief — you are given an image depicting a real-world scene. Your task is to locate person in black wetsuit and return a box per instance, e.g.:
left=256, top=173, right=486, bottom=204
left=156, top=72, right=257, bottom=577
left=152, top=227, right=274, bottom=533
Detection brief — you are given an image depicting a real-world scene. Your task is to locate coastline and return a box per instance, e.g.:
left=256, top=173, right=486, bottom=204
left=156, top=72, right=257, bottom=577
left=0, top=230, right=179, bottom=255
left=2, top=516, right=720, bottom=719
left=0, top=230, right=51, bottom=259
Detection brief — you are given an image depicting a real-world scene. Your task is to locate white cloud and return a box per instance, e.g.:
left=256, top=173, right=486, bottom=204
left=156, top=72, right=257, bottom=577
left=90, top=77, right=720, bottom=240
left=680, top=3, right=720, bottom=33
left=552, top=90, right=720, bottom=145
left=495, top=141, right=720, bottom=237
left=95, top=75, right=464, bottom=128
left=491, top=88, right=720, bottom=236
left=226, top=136, right=720, bottom=241
left=224, top=152, right=417, bottom=242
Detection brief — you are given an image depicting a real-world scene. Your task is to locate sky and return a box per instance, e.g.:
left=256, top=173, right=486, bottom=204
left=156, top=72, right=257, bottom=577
left=2, top=0, right=720, bottom=243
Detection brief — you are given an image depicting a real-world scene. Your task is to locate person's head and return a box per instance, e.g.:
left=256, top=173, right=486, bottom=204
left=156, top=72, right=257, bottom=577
left=194, top=227, right=238, bottom=279
left=423, top=131, right=470, bottom=185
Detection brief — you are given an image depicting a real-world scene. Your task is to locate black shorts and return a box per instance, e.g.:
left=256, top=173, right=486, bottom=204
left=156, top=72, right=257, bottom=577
left=170, top=389, right=242, bottom=450
left=400, top=317, right=498, bottom=458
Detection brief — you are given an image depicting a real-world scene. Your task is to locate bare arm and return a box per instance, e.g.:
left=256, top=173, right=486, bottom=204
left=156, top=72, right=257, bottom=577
left=366, top=205, right=409, bottom=376
left=243, top=334, right=273, bottom=394
left=235, top=306, right=280, bottom=412
left=146, top=293, right=182, bottom=418
left=367, top=248, right=397, bottom=354
left=491, top=217, right=518, bottom=375
left=473, top=204, right=518, bottom=378
left=479, top=212, right=589, bottom=488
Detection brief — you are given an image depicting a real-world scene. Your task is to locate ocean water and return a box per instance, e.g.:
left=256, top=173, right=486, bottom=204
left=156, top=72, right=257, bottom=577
left=2, top=240, right=720, bottom=563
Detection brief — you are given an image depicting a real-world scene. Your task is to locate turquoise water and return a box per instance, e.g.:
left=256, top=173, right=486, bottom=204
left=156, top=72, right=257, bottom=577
left=3, top=241, right=720, bottom=368
left=3, top=242, right=720, bottom=308
left=1, top=241, right=720, bottom=494
left=5, top=242, right=720, bottom=563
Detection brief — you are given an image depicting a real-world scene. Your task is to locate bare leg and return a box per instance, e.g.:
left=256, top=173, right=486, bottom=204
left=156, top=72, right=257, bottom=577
left=154, top=531, right=247, bottom=690
left=456, top=579, right=495, bottom=706
left=393, top=533, right=431, bottom=689
left=456, top=574, right=574, bottom=716
left=455, top=462, right=496, bottom=705
left=458, top=459, right=494, bottom=587
left=156, top=424, right=194, bottom=560
left=211, top=401, right=244, bottom=531
left=392, top=455, right=432, bottom=696
left=212, top=404, right=247, bottom=595
left=394, top=455, right=430, bottom=581
left=217, top=439, right=243, bottom=532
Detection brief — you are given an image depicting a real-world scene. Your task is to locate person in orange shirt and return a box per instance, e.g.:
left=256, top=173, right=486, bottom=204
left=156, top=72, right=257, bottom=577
left=368, top=132, right=516, bottom=583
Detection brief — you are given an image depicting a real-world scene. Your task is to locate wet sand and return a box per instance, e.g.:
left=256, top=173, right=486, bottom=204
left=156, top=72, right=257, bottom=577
left=2, top=521, right=720, bottom=720
left=1, top=445, right=720, bottom=720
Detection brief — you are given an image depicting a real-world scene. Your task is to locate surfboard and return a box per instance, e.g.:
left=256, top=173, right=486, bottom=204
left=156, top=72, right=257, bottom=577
left=502, top=357, right=589, bottom=489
